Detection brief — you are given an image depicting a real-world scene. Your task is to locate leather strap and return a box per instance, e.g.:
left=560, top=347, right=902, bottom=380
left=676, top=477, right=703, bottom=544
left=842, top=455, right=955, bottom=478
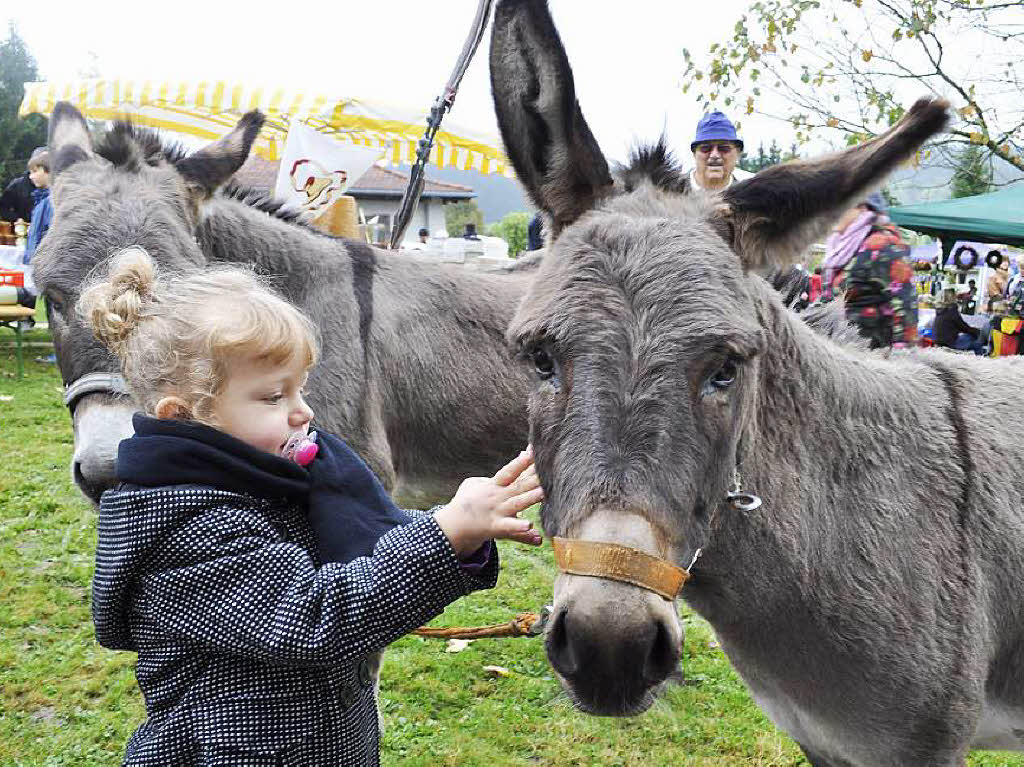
left=63, top=372, right=130, bottom=411
left=552, top=537, right=688, bottom=601
left=412, top=610, right=548, bottom=640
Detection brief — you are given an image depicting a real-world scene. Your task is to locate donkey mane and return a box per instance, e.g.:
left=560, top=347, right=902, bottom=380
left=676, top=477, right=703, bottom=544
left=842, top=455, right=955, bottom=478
left=220, top=182, right=311, bottom=227
left=616, top=138, right=689, bottom=194
left=96, top=121, right=191, bottom=169
left=94, top=121, right=314, bottom=230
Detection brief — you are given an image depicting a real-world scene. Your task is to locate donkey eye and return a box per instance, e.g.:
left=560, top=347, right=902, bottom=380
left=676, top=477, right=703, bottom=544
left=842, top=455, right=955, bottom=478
left=709, top=358, right=738, bottom=391
left=45, top=294, right=65, bottom=318
left=531, top=347, right=556, bottom=380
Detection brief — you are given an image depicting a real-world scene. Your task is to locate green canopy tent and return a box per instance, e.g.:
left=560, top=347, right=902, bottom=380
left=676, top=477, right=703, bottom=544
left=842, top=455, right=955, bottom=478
left=889, top=184, right=1024, bottom=255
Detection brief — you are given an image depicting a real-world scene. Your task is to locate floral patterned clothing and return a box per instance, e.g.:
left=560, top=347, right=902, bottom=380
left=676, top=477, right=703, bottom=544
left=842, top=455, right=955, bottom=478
left=832, top=223, right=918, bottom=348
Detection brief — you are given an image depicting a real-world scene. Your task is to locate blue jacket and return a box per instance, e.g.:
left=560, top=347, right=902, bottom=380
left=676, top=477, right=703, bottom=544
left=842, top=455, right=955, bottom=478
left=24, top=186, right=53, bottom=264
left=527, top=212, right=544, bottom=251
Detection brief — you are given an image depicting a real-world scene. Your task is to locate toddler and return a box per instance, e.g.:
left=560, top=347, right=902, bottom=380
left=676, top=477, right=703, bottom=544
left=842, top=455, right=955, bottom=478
left=79, top=247, right=543, bottom=766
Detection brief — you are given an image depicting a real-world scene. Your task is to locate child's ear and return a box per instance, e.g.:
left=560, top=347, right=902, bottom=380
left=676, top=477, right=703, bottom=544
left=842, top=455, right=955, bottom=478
left=154, top=396, right=193, bottom=420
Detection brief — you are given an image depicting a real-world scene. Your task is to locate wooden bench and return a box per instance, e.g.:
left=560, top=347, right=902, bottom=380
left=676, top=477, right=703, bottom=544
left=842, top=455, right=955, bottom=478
left=0, top=305, right=38, bottom=380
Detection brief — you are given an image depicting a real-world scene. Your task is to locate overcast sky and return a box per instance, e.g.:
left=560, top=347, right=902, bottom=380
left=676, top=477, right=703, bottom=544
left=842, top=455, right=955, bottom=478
left=3, top=0, right=791, bottom=165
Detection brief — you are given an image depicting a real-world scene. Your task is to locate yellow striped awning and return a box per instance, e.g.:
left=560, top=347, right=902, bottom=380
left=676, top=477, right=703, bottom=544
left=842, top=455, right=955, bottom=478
left=19, top=79, right=512, bottom=176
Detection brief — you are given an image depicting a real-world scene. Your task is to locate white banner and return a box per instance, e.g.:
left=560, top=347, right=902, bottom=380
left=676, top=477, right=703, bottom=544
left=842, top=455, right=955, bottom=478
left=273, top=121, right=383, bottom=214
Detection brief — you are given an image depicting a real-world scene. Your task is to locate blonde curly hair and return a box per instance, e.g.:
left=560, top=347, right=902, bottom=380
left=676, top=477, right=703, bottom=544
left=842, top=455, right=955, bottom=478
left=77, top=247, right=319, bottom=422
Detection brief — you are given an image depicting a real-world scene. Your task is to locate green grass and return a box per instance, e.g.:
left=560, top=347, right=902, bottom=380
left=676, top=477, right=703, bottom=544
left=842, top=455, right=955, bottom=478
left=1, top=337, right=1021, bottom=765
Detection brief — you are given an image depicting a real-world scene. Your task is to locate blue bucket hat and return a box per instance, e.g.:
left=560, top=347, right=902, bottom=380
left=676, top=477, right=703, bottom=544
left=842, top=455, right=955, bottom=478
left=691, top=111, right=743, bottom=152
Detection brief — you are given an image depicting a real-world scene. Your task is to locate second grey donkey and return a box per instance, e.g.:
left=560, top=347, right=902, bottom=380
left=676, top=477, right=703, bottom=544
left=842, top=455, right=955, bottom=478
left=36, top=103, right=535, bottom=508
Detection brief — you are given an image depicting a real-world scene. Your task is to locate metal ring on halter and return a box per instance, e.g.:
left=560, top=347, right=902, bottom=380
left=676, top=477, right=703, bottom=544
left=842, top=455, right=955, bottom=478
left=727, top=490, right=762, bottom=512
left=727, top=469, right=762, bottom=512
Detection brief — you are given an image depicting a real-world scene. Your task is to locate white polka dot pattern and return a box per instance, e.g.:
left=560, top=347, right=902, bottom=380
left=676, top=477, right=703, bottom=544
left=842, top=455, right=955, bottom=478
left=92, top=485, right=498, bottom=765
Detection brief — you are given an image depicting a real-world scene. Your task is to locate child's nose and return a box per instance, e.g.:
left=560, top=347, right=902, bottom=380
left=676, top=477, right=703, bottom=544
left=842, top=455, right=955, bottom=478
left=291, top=398, right=314, bottom=425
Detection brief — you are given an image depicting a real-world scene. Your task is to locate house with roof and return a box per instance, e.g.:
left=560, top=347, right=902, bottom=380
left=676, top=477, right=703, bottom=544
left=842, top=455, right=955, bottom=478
left=232, top=156, right=475, bottom=246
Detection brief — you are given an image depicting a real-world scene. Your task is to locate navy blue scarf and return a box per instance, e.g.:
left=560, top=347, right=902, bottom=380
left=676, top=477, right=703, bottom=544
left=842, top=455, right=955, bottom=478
left=117, top=414, right=414, bottom=563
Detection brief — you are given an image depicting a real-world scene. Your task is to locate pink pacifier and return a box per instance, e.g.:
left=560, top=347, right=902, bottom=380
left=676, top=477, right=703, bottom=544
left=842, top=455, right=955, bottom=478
left=283, top=430, right=319, bottom=467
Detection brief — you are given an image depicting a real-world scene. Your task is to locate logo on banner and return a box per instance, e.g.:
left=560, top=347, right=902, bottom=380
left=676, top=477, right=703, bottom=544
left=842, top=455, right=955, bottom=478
left=289, top=159, right=348, bottom=213
left=273, top=122, right=383, bottom=215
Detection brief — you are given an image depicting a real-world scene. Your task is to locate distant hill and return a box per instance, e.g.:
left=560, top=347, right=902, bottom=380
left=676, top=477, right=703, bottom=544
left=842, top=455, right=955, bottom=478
left=396, top=163, right=533, bottom=224
left=887, top=156, right=1023, bottom=205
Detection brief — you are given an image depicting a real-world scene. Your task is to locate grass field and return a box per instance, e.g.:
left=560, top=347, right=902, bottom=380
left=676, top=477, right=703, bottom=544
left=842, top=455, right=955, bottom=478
left=1, top=317, right=1021, bottom=765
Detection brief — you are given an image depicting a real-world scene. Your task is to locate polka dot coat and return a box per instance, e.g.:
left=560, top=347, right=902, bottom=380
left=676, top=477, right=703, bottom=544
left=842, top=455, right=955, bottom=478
left=92, top=484, right=498, bottom=766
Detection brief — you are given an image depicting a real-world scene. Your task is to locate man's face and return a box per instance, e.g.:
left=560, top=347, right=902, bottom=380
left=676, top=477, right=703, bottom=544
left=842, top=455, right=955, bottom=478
left=693, top=141, right=739, bottom=189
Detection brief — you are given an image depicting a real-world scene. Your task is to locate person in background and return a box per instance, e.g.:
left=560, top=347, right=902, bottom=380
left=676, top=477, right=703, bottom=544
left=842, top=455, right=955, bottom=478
left=822, top=191, right=917, bottom=348
left=1006, top=266, right=1024, bottom=316
left=406, top=227, right=430, bottom=251
left=962, top=279, right=978, bottom=315
left=0, top=170, right=35, bottom=224
left=934, top=287, right=984, bottom=354
left=686, top=111, right=753, bottom=193
left=527, top=212, right=544, bottom=251
left=23, top=148, right=53, bottom=266
left=986, top=260, right=1009, bottom=313
left=808, top=267, right=823, bottom=303
left=19, top=149, right=55, bottom=352
left=1001, top=251, right=1016, bottom=282
left=1003, top=258, right=1021, bottom=303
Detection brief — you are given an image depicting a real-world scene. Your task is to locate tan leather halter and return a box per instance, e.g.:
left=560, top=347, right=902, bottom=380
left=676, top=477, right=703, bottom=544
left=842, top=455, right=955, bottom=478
left=550, top=471, right=760, bottom=600
left=551, top=537, right=689, bottom=601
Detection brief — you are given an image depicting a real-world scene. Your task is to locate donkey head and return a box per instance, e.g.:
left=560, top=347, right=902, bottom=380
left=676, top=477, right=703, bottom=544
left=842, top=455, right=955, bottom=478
left=491, top=0, right=947, bottom=715
left=35, top=103, right=263, bottom=503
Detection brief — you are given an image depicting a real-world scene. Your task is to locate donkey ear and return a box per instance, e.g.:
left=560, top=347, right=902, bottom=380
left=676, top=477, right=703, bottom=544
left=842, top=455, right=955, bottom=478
left=713, top=97, right=949, bottom=272
left=490, top=0, right=613, bottom=239
left=174, top=111, right=265, bottom=201
left=48, top=101, right=95, bottom=176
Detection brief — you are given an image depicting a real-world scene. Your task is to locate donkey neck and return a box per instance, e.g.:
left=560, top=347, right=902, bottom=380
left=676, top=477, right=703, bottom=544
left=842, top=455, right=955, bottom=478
left=754, top=281, right=924, bottom=438
left=196, top=197, right=335, bottom=274
left=689, top=281, right=954, bottom=620
left=751, top=285, right=913, bottom=449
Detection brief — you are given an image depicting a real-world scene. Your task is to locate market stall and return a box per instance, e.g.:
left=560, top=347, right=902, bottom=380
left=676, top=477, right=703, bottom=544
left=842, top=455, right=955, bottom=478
left=19, top=78, right=513, bottom=246
left=19, top=79, right=511, bottom=174
left=888, top=185, right=1024, bottom=248
left=889, top=185, right=1024, bottom=355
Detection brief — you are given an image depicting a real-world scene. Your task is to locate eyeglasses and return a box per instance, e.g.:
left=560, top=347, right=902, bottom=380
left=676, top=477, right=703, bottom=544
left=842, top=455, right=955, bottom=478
left=695, top=143, right=736, bottom=155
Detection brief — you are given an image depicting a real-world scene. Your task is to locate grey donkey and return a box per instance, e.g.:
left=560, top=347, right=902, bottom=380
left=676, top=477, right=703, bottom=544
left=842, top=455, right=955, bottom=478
left=491, top=1, right=1024, bottom=764
left=36, top=103, right=536, bottom=508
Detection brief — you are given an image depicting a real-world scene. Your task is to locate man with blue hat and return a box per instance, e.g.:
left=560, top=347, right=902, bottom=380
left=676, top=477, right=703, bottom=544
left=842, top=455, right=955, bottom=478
left=688, top=111, right=752, bottom=193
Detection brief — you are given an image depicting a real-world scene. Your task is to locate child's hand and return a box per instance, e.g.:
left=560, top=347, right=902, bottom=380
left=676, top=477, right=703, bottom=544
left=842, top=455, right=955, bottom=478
left=433, top=446, right=545, bottom=558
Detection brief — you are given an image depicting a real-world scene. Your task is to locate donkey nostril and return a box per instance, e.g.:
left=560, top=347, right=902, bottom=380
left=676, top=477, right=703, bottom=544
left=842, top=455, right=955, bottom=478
left=73, top=461, right=104, bottom=505
left=545, top=608, right=579, bottom=677
left=642, top=619, right=680, bottom=685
